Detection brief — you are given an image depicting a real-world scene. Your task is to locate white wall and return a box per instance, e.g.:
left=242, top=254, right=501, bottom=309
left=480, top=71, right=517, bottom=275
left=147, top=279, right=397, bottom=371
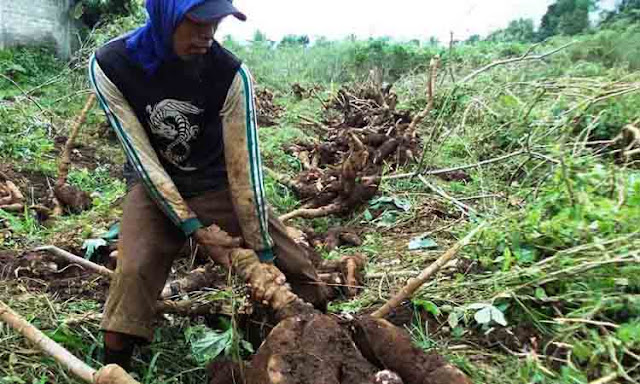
left=0, top=0, right=74, bottom=58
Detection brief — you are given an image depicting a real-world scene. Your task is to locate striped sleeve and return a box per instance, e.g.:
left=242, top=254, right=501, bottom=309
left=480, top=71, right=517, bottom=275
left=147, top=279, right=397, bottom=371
left=88, top=54, right=202, bottom=236
left=221, top=65, right=274, bottom=262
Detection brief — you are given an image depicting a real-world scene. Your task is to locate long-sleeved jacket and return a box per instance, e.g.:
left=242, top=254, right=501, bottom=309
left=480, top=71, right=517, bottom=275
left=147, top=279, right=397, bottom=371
left=89, top=38, right=274, bottom=261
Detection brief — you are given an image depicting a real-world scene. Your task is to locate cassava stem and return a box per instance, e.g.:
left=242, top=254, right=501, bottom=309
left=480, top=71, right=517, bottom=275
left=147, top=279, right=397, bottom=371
left=0, top=300, right=141, bottom=384
left=57, top=94, right=96, bottom=188
left=371, top=223, right=486, bottom=318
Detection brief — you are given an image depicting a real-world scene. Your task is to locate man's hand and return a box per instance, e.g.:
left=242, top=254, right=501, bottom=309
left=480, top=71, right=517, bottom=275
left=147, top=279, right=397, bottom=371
left=232, top=249, right=287, bottom=306
left=193, top=224, right=241, bottom=269
left=250, top=263, right=287, bottom=305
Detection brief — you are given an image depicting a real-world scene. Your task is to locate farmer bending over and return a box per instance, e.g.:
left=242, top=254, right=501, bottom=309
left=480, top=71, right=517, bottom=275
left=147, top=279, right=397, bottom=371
left=89, top=0, right=329, bottom=370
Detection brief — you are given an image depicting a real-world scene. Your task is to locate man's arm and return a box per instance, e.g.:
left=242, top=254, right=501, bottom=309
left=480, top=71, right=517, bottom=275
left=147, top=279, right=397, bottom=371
left=88, top=54, right=203, bottom=236
left=221, top=64, right=275, bottom=262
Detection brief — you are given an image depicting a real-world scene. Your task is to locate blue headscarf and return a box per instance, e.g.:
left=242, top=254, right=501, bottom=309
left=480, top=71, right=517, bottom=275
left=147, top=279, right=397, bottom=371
left=126, top=0, right=206, bottom=75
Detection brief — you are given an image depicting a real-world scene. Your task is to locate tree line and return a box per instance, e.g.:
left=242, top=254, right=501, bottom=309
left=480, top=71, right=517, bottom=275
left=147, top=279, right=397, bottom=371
left=487, top=0, right=640, bottom=43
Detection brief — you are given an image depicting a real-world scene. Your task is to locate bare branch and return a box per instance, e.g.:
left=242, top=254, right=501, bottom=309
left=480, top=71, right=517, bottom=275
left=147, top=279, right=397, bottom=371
left=418, top=175, right=478, bottom=216
left=460, top=42, right=575, bottom=84
left=364, top=150, right=529, bottom=183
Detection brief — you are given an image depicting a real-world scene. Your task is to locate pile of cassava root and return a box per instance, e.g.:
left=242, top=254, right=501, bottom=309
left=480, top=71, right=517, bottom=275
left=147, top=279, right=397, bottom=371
left=271, top=58, right=441, bottom=223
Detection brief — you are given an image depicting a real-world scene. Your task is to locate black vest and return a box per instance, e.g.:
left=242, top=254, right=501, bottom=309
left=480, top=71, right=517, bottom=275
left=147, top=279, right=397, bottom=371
left=95, top=38, right=242, bottom=196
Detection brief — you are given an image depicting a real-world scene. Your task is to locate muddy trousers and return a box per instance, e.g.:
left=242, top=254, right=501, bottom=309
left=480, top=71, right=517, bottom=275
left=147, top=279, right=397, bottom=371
left=101, top=184, right=329, bottom=341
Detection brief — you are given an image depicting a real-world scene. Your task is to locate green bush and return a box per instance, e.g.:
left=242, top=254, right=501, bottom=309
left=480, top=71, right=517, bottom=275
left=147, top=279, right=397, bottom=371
left=0, top=45, right=61, bottom=90
left=73, top=0, right=140, bottom=27
left=567, top=24, right=640, bottom=70
left=585, top=93, right=640, bottom=140
left=224, top=37, right=440, bottom=90
left=472, top=159, right=640, bottom=268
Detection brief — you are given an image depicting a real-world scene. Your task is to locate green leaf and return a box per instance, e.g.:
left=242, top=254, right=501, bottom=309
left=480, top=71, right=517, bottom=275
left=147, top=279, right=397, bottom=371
left=408, top=236, right=438, bottom=250
left=448, top=312, right=459, bottom=328
left=375, top=210, right=400, bottom=228
left=535, top=287, right=548, bottom=299
left=515, top=246, right=536, bottom=264
left=392, top=198, right=412, bottom=212
left=502, top=247, right=513, bottom=271
left=186, top=326, right=233, bottom=363
left=474, top=307, right=492, bottom=325
left=560, top=365, right=588, bottom=383
left=81, top=238, right=107, bottom=260
left=472, top=304, right=507, bottom=326
left=490, top=306, right=507, bottom=326
left=369, top=196, right=411, bottom=212
left=6, top=64, right=27, bottom=75
left=439, top=305, right=453, bottom=313
left=498, top=94, right=518, bottom=108
left=413, top=299, right=441, bottom=316
left=451, top=326, right=465, bottom=338
left=240, top=339, right=255, bottom=354
left=572, top=341, right=592, bottom=363
left=363, top=209, right=373, bottom=221
left=617, top=321, right=640, bottom=345
left=72, top=2, right=84, bottom=19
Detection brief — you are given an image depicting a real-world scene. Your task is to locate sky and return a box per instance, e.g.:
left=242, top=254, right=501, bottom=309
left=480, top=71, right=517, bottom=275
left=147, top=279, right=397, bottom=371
left=218, top=0, right=617, bottom=43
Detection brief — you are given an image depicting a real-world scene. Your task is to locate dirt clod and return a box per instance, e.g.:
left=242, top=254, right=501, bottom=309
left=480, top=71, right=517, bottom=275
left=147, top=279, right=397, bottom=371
left=53, top=183, right=92, bottom=213
left=247, top=314, right=378, bottom=384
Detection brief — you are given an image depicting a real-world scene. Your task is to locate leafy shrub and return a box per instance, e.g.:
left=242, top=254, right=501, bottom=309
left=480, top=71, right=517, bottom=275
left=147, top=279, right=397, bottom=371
left=567, top=24, right=640, bottom=70
left=0, top=45, right=61, bottom=88
left=73, top=0, right=140, bottom=27
left=471, top=158, right=640, bottom=268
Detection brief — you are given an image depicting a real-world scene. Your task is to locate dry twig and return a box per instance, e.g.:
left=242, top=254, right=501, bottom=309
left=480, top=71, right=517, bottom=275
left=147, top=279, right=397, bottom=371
left=459, top=42, right=575, bottom=84
left=418, top=175, right=477, bottom=216
left=405, top=56, right=440, bottom=137
left=364, top=150, right=529, bottom=183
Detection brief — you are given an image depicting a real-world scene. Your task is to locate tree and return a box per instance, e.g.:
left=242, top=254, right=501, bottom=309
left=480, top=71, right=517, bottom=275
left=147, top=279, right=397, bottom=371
left=538, top=0, right=598, bottom=40
left=279, top=35, right=310, bottom=47
left=618, top=0, right=640, bottom=16
left=466, top=34, right=481, bottom=44
left=487, top=18, right=536, bottom=42
left=601, top=0, right=640, bottom=25
left=73, top=0, right=137, bottom=27
left=252, top=30, right=268, bottom=43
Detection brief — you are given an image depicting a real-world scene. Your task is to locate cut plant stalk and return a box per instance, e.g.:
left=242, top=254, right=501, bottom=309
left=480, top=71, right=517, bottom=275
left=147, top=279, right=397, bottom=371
left=0, top=300, right=140, bottom=384
left=35, top=245, right=236, bottom=315
left=54, top=93, right=95, bottom=213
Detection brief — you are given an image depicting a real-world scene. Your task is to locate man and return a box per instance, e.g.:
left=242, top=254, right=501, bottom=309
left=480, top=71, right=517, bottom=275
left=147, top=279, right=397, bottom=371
left=89, top=0, right=329, bottom=370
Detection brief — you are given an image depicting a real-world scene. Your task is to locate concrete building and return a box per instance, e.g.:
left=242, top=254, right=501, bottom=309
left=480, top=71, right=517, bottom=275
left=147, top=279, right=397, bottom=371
left=0, top=0, right=75, bottom=58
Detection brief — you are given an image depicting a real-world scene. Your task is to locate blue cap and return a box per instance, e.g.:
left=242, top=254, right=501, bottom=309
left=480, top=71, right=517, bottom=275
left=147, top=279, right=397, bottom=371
left=187, top=0, right=247, bottom=23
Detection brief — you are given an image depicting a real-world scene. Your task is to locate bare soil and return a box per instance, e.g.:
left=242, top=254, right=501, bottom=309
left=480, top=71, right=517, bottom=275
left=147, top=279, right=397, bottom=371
left=0, top=250, right=109, bottom=302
